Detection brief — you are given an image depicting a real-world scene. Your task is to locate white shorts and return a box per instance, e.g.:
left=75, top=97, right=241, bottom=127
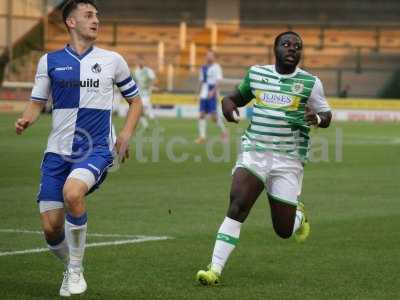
left=67, top=168, right=96, bottom=191
left=141, top=94, right=151, bottom=107
left=232, top=150, right=304, bottom=206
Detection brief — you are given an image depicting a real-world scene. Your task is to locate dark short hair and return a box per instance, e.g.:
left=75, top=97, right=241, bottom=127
left=274, top=31, right=302, bottom=48
left=62, top=0, right=98, bottom=26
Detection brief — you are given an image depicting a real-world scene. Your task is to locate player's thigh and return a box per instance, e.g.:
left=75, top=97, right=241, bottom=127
left=266, top=156, right=303, bottom=234
left=228, top=151, right=268, bottom=221
left=40, top=208, right=65, bottom=235
left=267, top=156, right=303, bottom=207
left=228, top=168, right=265, bottom=222
left=230, top=167, right=265, bottom=205
left=63, top=178, right=89, bottom=202
left=69, top=150, right=113, bottom=195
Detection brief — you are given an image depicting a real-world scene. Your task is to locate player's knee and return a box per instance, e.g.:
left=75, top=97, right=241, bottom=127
left=42, top=222, right=63, bottom=241
left=63, top=188, right=84, bottom=208
left=228, top=192, right=249, bottom=221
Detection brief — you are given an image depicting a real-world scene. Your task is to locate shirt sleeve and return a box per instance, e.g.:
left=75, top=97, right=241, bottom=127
left=308, top=77, right=331, bottom=113
left=114, top=54, right=140, bottom=102
left=237, top=68, right=254, bottom=101
left=31, top=54, right=50, bottom=102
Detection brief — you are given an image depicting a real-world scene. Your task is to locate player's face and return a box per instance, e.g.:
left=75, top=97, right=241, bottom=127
left=137, top=57, right=145, bottom=68
left=67, top=4, right=99, bottom=41
left=275, top=34, right=302, bottom=70
left=206, top=51, right=215, bottom=64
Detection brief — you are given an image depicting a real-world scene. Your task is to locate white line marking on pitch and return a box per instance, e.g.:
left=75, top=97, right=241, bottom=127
left=0, top=229, right=172, bottom=257
left=0, top=229, right=147, bottom=238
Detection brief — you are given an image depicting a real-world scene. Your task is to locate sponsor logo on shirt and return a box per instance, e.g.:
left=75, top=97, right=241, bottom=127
left=59, top=78, right=99, bottom=88
left=259, top=92, right=293, bottom=106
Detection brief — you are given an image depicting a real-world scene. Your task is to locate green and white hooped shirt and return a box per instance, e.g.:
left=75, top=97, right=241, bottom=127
left=238, top=65, right=331, bottom=162
left=133, top=66, right=156, bottom=97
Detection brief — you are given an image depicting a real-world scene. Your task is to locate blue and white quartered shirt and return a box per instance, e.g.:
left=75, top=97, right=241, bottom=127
left=199, top=63, right=223, bottom=100
left=31, top=45, right=139, bottom=157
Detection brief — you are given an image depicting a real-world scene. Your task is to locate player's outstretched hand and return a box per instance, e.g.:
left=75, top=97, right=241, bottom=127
left=304, top=105, right=318, bottom=126
left=15, top=118, right=30, bottom=135
left=115, top=132, right=130, bottom=163
left=222, top=97, right=240, bottom=123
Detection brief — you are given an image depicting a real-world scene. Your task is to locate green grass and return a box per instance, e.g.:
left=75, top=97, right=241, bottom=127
left=1, top=113, right=400, bottom=299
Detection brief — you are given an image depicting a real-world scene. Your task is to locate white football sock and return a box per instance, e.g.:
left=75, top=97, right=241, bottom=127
left=211, top=216, right=242, bottom=275
left=65, top=213, right=87, bottom=271
left=48, top=237, right=69, bottom=267
left=199, top=119, right=206, bottom=139
left=292, top=209, right=304, bottom=234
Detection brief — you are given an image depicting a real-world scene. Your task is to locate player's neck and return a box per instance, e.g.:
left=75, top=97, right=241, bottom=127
left=275, top=63, right=296, bottom=75
left=68, top=34, right=95, bottom=56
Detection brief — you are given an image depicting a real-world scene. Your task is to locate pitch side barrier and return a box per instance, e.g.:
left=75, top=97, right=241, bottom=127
left=1, top=81, right=400, bottom=121
left=148, top=94, right=400, bottom=122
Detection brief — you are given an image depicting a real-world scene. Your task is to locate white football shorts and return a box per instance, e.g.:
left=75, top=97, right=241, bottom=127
left=232, top=150, right=304, bottom=206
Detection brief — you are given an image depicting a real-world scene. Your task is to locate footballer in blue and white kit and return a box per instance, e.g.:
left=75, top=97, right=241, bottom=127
left=32, top=45, right=139, bottom=204
left=195, top=50, right=227, bottom=144
left=15, top=1, right=143, bottom=296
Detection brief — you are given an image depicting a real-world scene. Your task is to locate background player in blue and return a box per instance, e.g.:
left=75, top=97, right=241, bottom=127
left=195, top=50, right=228, bottom=144
left=14, top=0, right=142, bottom=296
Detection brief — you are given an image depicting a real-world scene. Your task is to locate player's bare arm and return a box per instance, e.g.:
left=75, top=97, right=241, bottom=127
left=116, top=97, right=143, bottom=163
left=221, top=90, right=250, bottom=123
left=15, top=101, right=45, bottom=134
left=305, top=105, right=332, bottom=128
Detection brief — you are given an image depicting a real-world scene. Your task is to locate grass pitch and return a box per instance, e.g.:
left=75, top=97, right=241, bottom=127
left=0, top=113, right=399, bottom=299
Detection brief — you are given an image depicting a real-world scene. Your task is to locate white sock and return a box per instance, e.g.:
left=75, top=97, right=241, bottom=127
left=65, top=213, right=87, bottom=271
left=292, top=209, right=304, bottom=234
left=216, top=115, right=227, bottom=133
left=199, top=119, right=206, bottom=139
left=211, top=217, right=242, bottom=275
left=47, top=237, right=69, bottom=267
left=140, top=117, right=149, bottom=129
